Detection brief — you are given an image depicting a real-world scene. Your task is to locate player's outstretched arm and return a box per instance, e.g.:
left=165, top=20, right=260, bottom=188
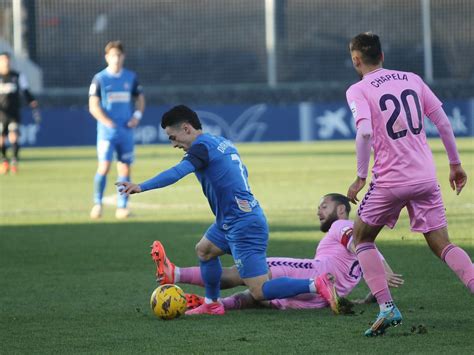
left=427, top=107, right=467, bottom=194
left=347, top=118, right=371, bottom=204
left=117, top=160, right=196, bottom=197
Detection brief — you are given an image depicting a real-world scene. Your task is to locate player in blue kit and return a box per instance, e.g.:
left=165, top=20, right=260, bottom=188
left=117, top=105, right=339, bottom=315
left=89, top=41, right=145, bottom=219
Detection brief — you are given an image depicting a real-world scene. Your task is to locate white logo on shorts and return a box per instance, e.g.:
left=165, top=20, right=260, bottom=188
left=234, top=259, right=243, bottom=270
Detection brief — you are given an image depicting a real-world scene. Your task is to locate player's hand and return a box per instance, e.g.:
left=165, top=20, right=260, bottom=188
left=102, top=119, right=115, bottom=128
left=127, top=117, right=140, bottom=128
left=386, top=271, right=404, bottom=288
left=347, top=176, right=366, bottom=204
left=32, top=108, right=42, bottom=124
left=115, top=181, right=142, bottom=196
left=449, top=164, right=467, bottom=195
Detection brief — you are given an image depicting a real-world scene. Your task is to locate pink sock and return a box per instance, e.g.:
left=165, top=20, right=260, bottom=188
left=356, top=242, right=393, bottom=304
left=221, top=295, right=242, bottom=310
left=178, top=267, right=204, bottom=286
left=441, top=244, right=474, bottom=293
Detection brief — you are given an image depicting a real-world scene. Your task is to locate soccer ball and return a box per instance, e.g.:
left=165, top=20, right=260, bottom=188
left=150, top=284, right=187, bottom=320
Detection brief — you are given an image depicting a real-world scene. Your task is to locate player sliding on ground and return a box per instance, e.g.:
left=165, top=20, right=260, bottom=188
left=345, top=32, right=473, bottom=337
left=150, top=193, right=403, bottom=312
left=117, top=105, right=340, bottom=315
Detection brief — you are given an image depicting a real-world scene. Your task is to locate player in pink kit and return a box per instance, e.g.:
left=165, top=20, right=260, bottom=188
left=345, top=32, right=473, bottom=337
left=150, top=193, right=403, bottom=312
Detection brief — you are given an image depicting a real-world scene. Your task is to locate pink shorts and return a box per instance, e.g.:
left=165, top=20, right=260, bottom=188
left=358, top=180, right=447, bottom=233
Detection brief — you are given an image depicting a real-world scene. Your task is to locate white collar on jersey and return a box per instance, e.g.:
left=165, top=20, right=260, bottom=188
left=105, top=68, right=123, bottom=77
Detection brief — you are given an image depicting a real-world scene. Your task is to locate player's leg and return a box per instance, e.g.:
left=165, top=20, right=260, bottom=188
left=90, top=139, right=113, bottom=219
left=150, top=240, right=248, bottom=288
left=408, top=181, right=474, bottom=293
left=7, top=121, right=19, bottom=173
left=221, top=289, right=265, bottom=310
left=229, top=218, right=339, bottom=312
left=354, top=185, right=404, bottom=336
left=116, top=161, right=131, bottom=219
left=424, top=228, right=474, bottom=293
left=0, top=129, right=8, bottom=174
left=185, top=225, right=227, bottom=315
left=115, top=134, right=134, bottom=218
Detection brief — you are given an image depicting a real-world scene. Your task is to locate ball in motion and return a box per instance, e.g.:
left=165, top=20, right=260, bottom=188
left=150, top=284, right=187, bottom=320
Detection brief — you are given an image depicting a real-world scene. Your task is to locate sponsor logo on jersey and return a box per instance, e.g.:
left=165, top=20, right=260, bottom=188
left=107, top=91, right=131, bottom=103
left=350, top=101, right=357, bottom=119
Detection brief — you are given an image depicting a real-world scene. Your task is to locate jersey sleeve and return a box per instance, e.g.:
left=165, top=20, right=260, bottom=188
left=18, top=73, right=35, bottom=103
left=329, top=221, right=354, bottom=252
left=346, top=85, right=372, bottom=128
left=183, top=143, right=209, bottom=170
left=418, top=76, right=442, bottom=116
left=89, top=76, right=101, bottom=97
left=131, top=75, right=143, bottom=97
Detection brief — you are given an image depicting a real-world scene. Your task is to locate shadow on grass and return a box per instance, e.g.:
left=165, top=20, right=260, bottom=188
left=1, top=221, right=473, bottom=353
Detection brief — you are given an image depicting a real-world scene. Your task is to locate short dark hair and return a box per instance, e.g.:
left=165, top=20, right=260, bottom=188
left=349, top=32, right=382, bottom=65
left=324, top=193, right=351, bottom=215
left=105, top=41, right=124, bottom=54
left=0, top=52, right=11, bottom=58
left=161, top=105, right=202, bottom=130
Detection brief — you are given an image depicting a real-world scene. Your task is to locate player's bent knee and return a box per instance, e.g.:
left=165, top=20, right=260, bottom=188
left=195, top=243, right=212, bottom=261
left=248, top=286, right=265, bottom=301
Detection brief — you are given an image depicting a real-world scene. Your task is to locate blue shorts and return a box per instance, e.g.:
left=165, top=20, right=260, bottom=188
left=205, top=215, right=269, bottom=279
left=97, top=132, right=134, bottom=164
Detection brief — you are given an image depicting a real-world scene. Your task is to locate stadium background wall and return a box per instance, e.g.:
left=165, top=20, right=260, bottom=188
left=1, top=0, right=473, bottom=146
left=17, top=100, right=474, bottom=147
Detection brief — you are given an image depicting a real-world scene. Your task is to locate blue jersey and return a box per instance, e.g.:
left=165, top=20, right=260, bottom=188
left=89, top=68, right=142, bottom=139
left=183, top=133, right=264, bottom=228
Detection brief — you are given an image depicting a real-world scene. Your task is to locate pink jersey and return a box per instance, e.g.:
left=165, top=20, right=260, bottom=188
left=346, top=68, right=442, bottom=187
left=314, top=219, right=361, bottom=297
left=269, top=219, right=362, bottom=310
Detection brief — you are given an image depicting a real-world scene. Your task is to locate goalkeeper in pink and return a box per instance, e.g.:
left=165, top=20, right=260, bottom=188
left=345, top=32, right=473, bottom=337
left=151, top=193, right=403, bottom=312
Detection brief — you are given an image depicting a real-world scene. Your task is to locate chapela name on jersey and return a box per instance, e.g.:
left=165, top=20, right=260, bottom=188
left=107, top=91, right=131, bottom=103
left=371, top=73, right=408, bottom=88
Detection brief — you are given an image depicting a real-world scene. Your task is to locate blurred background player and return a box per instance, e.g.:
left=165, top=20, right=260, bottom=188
left=89, top=41, right=145, bottom=219
left=345, top=32, right=473, bottom=337
left=150, top=193, right=403, bottom=312
left=117, top=105, right=341, bottom=316
left=0, top=52, right=39, bottom=174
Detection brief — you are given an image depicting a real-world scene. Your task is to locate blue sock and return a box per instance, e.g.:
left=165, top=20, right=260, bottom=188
left=117, top=175, right=130, bottom=208
left=93, top=173, right=107, bottom=205
left=262, top=277, right=311, bottom=300
left=200, top=257, right=222, bottom=301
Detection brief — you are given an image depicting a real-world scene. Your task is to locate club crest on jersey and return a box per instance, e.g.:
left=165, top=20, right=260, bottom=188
left=124, top=82, right=130, bottom=90
left=235, top=197, right=252, bottom=212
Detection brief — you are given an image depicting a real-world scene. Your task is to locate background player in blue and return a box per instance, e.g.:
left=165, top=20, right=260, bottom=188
left=117, top=105, right=340, bottom=315
left=89, top=41, right=145, bottom=219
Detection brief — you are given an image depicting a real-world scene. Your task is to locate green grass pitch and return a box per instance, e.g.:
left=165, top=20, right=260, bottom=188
left=1, top=139, right=473, bottom=353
